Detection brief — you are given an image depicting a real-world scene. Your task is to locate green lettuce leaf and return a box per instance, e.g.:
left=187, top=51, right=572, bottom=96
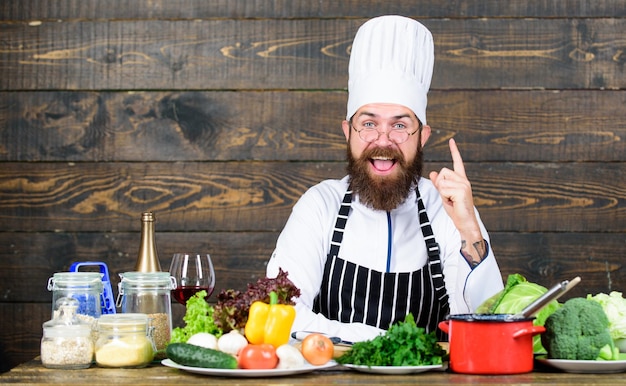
left=170, top=290, right=222, bottom=344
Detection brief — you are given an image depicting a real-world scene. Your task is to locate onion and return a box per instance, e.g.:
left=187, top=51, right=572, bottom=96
left=186, top=332, right=218, bottom=349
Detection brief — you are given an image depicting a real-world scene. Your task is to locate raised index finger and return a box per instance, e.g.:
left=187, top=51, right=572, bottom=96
left=449, top=138, right=467, bottom=178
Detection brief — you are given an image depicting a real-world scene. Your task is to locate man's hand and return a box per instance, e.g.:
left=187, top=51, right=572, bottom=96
left=429, top=138, right=486, bottom=264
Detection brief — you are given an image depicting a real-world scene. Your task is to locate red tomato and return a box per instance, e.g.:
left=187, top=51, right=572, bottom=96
left=301, top=333, right=334, bottom=365
left=238, top=344, right=278, bottom=369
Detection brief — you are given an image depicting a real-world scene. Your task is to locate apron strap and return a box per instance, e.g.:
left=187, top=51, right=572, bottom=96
left=328, top=188, right=352, bottom=257
left=416, top=190, right=441, bottom=259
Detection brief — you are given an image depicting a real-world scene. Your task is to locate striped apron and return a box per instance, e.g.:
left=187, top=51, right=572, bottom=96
left=312, top=188, right=450, bottom=339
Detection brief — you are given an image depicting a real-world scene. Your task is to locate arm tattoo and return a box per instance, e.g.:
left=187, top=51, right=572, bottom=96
left=461, top=239, right=487, bottom=267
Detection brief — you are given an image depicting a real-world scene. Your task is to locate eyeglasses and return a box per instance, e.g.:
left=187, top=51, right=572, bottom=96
left=351, top=122, right=420, bottom=144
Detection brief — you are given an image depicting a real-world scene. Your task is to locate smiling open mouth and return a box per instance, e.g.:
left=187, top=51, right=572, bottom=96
left=371, top=156, right=397, bottom=172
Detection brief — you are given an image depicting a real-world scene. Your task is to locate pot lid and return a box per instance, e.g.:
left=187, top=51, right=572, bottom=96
left=447, top=314, right=534, bottom=322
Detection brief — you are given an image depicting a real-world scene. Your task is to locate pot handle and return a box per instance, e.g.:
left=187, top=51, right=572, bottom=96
left=512, top=325, right=546, bottom=339
left=438, top=321, right=450, bottom=334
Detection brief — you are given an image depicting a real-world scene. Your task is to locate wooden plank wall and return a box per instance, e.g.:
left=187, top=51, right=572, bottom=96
left=1, top=0, right=625, bottom=370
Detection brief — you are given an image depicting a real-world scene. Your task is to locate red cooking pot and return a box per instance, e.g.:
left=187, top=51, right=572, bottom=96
left=438, top=314, right=545, bottom=374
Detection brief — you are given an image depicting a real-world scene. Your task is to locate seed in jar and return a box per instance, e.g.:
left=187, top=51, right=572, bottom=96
left=41, top=337, right=93, bottom=369
left=148, top=313, right=171, bottom=351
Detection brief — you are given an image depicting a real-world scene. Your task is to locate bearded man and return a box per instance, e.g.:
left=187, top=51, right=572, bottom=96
left=266, top=15, right=504, bottom=343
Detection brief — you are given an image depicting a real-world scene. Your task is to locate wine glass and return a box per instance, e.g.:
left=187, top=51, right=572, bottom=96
left=169, top=253, right=215, bottom=305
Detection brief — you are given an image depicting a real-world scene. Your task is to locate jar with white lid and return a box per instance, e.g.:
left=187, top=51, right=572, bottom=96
left=94, top=313, right=155, bottom=368
left=47, top=272, right=103, bottom=322
left=41, top=297, right=94, bottom=369
left=117, top=271, right=175, bottom=358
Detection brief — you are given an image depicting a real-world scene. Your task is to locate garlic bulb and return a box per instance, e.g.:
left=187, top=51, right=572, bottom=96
left=217, top=330, right=248, bottom=356
left=276, top=344, right=306, bottom=369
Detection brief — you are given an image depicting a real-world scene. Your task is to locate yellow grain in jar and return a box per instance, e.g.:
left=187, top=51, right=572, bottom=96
left=95, top=313, right=155, bottom=368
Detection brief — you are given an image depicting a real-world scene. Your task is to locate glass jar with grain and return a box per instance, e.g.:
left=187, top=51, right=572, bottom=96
left=41, top=297, right=94, bottom=369
left=94, top=313, right=155, bottom=368
left=117, top=271, right=175, bottom=359
left=47, top=272, right=103, bottom=322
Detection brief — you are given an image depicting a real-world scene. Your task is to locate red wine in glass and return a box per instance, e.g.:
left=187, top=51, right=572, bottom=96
left=169, top=253, right=215, bottom=306
left=172, top=285, right=214, bottom=304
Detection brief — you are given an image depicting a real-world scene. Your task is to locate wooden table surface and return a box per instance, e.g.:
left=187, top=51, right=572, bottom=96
left=1, top=358, right=625, bottom=386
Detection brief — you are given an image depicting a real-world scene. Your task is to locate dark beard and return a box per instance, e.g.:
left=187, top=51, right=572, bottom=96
left=347, top=145, right=424, bottom=212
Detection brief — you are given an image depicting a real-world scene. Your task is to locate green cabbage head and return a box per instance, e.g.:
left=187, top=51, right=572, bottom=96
left=476, top=273, right=561, bottom=353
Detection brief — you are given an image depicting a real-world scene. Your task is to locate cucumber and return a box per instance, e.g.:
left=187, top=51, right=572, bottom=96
left=166, top=343, right=238, bottom=369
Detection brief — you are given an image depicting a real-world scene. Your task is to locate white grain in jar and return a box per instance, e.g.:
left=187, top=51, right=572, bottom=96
left=41, top=336, right=93, bottom=369
left=41, top=297, right=94, bottom=369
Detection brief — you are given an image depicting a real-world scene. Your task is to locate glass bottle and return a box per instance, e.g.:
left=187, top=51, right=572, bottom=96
left=47, top=272, right=103, bottom=323
left=116, top=271, right=175, bottom=359
left=135, top=211, right=162, bottom=272
left=94, top=313, right=155, bottom=368
left=41, top=297, right=94, bottom=369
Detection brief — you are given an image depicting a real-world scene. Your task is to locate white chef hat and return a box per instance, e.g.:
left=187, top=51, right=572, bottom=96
left=346, top=15, right=434, bottom=125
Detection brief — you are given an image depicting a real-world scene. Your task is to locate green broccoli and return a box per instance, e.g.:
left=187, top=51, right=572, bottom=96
left=541, top=297, right=620, bottom=361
